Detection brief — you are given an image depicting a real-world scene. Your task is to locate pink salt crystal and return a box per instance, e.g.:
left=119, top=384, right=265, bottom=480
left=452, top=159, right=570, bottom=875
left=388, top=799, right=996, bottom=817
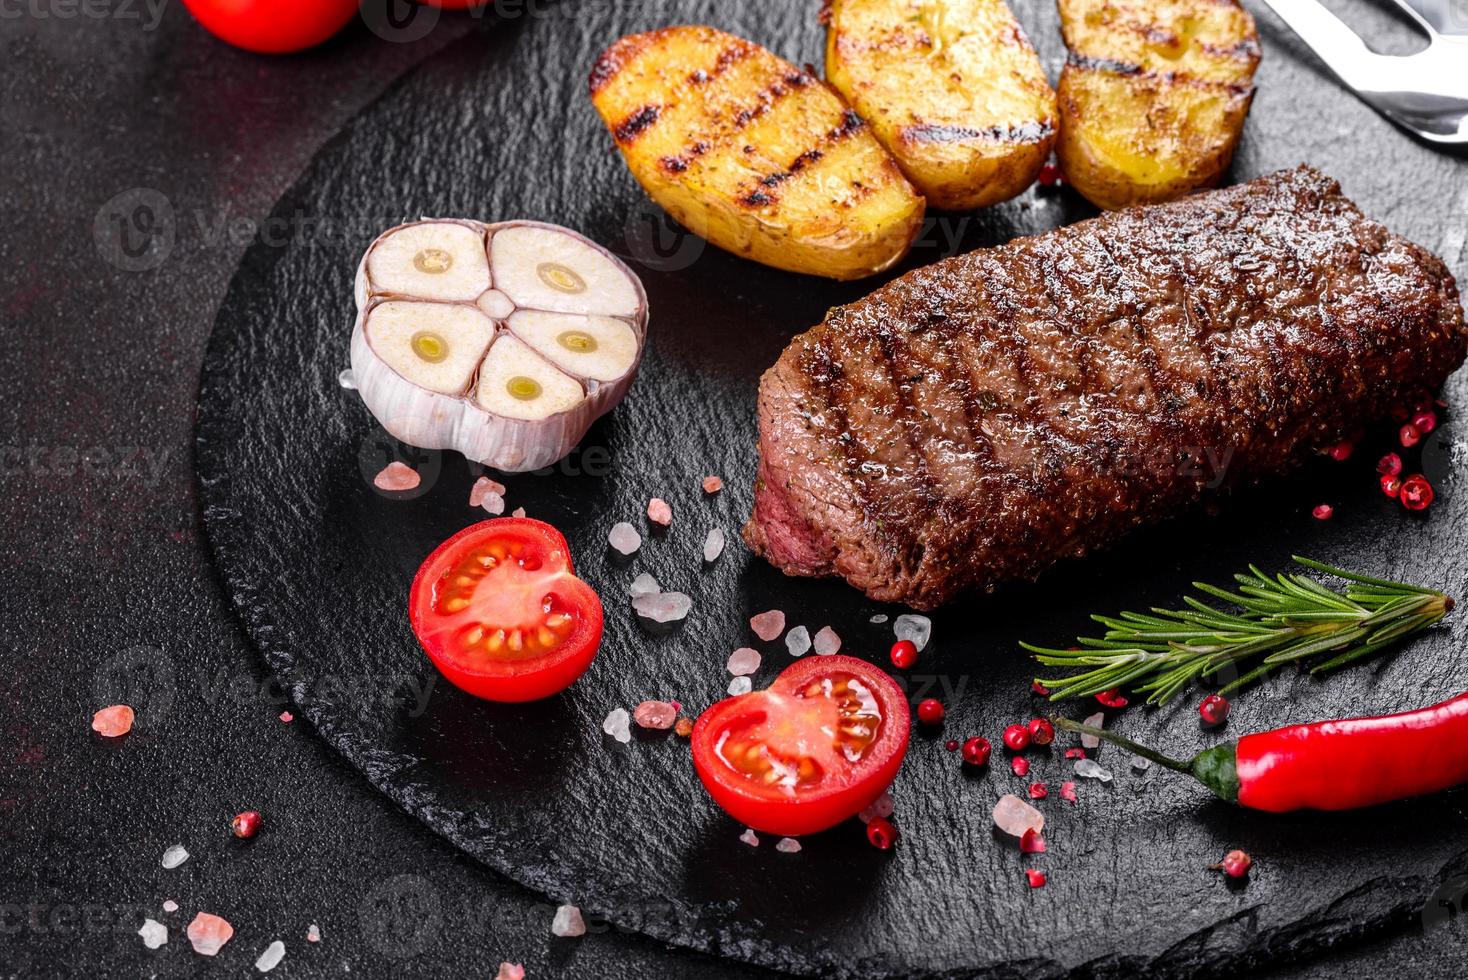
left=1011, top=756, right=1030, bottom=777
left=163, top=900, right=178, bottom=913
left=1020, top=828, right=1047, bottom=854
left=703, top=475, right=723, bottom=494
left=749, top=609, right=786, bottom=641
left=186, top=912, right=234, bottom=956
left=469, top=476, right=507, bottom=508
left=306, top=924, right=320, bottom=943
left=992, top=793, right=1045, bottom=837
left=1080, top=711, right=1104, bottom=749
left=497, top=964, right=526, bottom=980
left=739, top=828, right=760, bottom=847
left=279, top=711, right=293, bottom=723
left=482, top=492, right=506, bottom=516
left=512, top=507, right=526, bottom=518
left=633, top=700, right=677, bottom=730
left=858, top=791, right=894, bottom=824
left=647, top=497, right=672, bottom=526
left=1060, top=781, right=1078, bottom=803
left=373, top=461, right=420, bottom=492
left=727, top=648, right=761, bottom=676
left=91, top=704, right=135, bottom=737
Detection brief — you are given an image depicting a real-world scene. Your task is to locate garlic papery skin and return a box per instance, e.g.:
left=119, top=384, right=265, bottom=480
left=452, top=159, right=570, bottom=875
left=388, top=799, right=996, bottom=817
left=350, top=218, right=648, bottom=473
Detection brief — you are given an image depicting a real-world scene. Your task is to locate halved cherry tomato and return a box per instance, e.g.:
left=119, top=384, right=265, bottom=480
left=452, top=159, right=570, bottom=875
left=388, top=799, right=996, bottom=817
left=409, top=518, right=602, bottom=703
left=180, top=0, right=358, bottom=54
left=691, top=656, right=910, bottom=836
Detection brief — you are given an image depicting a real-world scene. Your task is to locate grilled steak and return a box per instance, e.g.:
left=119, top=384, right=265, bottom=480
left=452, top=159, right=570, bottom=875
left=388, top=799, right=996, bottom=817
left=744, top=166, right=1467, bottom=610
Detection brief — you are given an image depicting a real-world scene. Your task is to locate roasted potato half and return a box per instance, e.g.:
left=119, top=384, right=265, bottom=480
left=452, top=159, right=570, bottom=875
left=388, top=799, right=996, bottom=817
left=1056, top=0, right=1259, bottom=210
left=589, top=26, right=925, bottom=281
left=825, top=0, right=1058, bottom=210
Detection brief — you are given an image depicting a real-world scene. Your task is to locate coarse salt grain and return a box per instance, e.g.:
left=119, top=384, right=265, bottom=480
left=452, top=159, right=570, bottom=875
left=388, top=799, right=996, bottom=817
left=550, top=905, right=586, bottom=938
left=647, top=497, right=672, bottom=527
left=632, top=591, right=691, bottom=623
left=512, top=507, right=526, bottom=518
left=481, top=492, right=506, bottom=516
left=138, top=919, right=168, bottom=949
left=337, top=368, right=357, bottom=390
left=727, top=648, right=761, bottom=676
left=373, top=461, right=420, bottom=492
left=186, top=912, right=234, bottom=956
left=812, top=626, right=841, bottom=656
left=162, top=900, right=178, bottom=913
left=306, top=924, right=320, bottom=943
left=1080, top=712, right=1104, bottom=749
left=1131, top=753, right=1152, bottom=771
left=1074, top=758, right=1112, bottom=782
left=739, top=829, right=760, bottom=847
left=279, top=711, right=293, bottom=723
left=633, top=700, right=677, bottom=730
left=728, top=676, right=753, bottom=696
left=602, top=708, right=631, bottom=744
left=992, top=794, right=1045, bottom=837
left=497, top=964, right=526, bottom=980
left=776, top=838, right=802, bottom=853
left=893, top=614, right=932, bottom=651
left=702, top=475, right=723, bottom=494
left=161, top=844, right=189, bottom=869
left=703, top=528, right=726, bottom=562
left=91, top=704, right=135, bottom=737
left=608, top=522, right=641, bottom=555
left=469, top=476, right=507, bottom=508
left=869, top=613, right=889, bottom=624
left=785, top=625, right=811, bottom=656
left=858, top=791, right=894, bottom=823
left=750, top=609, right=786, bottom=641
left=628, top=572, right=660, bottom=598
left=256, top=940, right=285, bottom=973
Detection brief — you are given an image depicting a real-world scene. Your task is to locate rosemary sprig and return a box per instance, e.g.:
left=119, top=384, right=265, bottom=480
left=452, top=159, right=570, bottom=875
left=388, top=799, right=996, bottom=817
left=1024, top=556, right=1454, bottom=706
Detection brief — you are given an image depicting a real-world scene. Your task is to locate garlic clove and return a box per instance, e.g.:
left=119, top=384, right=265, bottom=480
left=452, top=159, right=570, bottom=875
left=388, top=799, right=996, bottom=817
left=490, top=224, right=640, bottom=317
left=506, top=310, right=639, bottom=383
left=363, top=301, right=495, bottom=394
left=365, top=221, right=491, bottom=302
left=475, top=333, right=585, bottom=421
left=477, top=288, right=516, bottom=320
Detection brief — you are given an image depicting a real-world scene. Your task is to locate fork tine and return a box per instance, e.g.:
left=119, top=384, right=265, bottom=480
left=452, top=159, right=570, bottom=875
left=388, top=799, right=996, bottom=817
left=1259, top=0, right=1390, bottom=90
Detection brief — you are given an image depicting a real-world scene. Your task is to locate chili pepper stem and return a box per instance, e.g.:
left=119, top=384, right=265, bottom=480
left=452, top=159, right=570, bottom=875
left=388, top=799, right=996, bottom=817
left=1052, top=717, right=1242, bottom=803
left=1051, top=718, right=1192, bottom=773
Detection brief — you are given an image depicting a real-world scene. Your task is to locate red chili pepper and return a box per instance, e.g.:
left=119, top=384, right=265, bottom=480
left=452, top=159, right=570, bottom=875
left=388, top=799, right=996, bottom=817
left=1056, top=682, right=1468, bottom=812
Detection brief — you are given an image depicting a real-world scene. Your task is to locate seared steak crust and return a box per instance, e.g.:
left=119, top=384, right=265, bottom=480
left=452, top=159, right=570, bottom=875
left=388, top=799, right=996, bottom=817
left=744, top=166, right=1467, bottom=610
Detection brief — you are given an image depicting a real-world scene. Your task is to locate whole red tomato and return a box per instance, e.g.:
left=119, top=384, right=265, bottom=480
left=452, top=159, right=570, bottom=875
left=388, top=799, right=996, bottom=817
left=181, top=0, right=359, bottom=54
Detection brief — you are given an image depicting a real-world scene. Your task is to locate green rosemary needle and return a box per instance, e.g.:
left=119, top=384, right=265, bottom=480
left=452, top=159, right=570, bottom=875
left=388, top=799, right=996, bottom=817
left=1024, top=556, right=1454, bottom=706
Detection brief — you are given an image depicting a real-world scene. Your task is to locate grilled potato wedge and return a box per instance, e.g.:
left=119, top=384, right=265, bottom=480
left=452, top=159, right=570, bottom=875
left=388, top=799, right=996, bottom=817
left=825, top=0, right=1058, bottom=210
left=589, top=26, right=925, bottom=281
left=1056, top=0, right=1259, bottom=210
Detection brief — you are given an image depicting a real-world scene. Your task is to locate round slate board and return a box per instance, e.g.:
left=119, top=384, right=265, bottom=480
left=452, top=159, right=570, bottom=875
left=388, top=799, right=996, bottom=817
left=195, top=1, right=1468, bottom=975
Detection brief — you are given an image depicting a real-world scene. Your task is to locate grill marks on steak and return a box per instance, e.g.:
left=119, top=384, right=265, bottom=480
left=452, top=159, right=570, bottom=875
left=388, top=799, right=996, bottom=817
left=744, top=166, right=1468, bottom=610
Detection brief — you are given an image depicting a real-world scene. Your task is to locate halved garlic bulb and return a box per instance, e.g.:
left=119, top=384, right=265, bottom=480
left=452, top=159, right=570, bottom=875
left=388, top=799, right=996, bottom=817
left=351, top=219, right=648, bottom=472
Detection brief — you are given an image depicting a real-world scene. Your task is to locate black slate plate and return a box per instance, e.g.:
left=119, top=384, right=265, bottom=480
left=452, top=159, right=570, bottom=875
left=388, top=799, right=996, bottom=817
left=195, top=2, right=1468, bottom=975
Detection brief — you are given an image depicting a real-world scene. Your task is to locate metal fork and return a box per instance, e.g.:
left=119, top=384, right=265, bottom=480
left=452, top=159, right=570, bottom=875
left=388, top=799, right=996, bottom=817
left=1261, top=0, right=1468, bottom=144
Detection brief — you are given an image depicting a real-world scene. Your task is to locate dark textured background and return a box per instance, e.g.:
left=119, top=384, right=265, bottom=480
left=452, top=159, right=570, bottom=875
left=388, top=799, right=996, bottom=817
left=6, top=1, right=1468, bottom=977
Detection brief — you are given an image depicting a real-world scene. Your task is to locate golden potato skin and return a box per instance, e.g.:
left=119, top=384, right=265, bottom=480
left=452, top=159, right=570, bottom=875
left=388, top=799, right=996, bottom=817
left=825, top=0, right=1058, bottom=211
left=1056, top=0, right=1260, bottom=210
left=589, top=26, right=926, bottom=281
